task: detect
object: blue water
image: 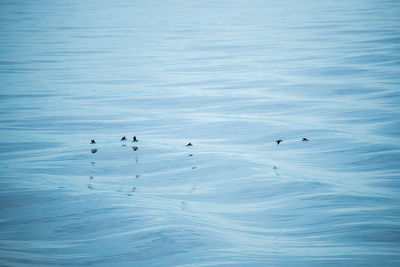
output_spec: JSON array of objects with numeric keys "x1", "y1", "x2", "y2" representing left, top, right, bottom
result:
[{"x1": 1, "y1": 0, "x2": 400, "y2": 266}]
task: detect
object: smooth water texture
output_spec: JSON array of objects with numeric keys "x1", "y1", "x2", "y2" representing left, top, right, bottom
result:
[{"x1": 1, "y1": 0, "x2": 400, "y2": 266}]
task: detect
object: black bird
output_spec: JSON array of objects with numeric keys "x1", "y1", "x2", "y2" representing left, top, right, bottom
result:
[
  {"x1": 121, "y1": 136, "x2": 127, "y2": 141},
  {"x1": 186, "y1": 143, "x2": 193, "y2": 146},
  {"x1": 132, "y1": 136, "x2": 138, "y2": 142},
  {"x1": 276, "y1": 140, "x2": 282, "y2": 145},
  {"x1": 302, "y1": 138, "x2": 309, "y2": 141},
  {"x1": 132, "y1": 146, "x2": 138, "y2": 151},
  {"x1": 91, "y1": 149, "x2": 97, "y2": 153},
  {"x1": 91, "y1": 139, "x2": 96, "y2": 144}
]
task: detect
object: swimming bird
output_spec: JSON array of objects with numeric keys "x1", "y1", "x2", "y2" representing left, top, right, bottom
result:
[
  {"x1": 132, "y1": 146, "x2": 138, "y2": 151},
  {"x1": 91, "y1": 149, "x2": 97, "y2": 153},
  {"x1": 132, "y1": 136, "x2": 138, "y2": 142},
  {"x1": 121, "y1": 136, "x2": 127, "y2": 141},
  {"x1": 186, "y1": 143, "x2": 193, "y2": 146},
  {"x1": 276, "y1": 140, "x2": 282, "y2": 145},
  {"x1": 302, "y1": 138, "x2": 309, "y2": 141},
  {"x1": 91, "y1": 139, "x2": 96, "y2": 144}
]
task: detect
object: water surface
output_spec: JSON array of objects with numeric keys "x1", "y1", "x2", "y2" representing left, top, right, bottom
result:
[{"x1": 1, "y1": 0, "x2": 400, "y2": 266}]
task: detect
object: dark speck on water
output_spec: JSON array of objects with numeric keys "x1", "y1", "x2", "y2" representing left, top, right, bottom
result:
[{"x1": 91, "y1": 149, "x2": 97, "y2": 153}]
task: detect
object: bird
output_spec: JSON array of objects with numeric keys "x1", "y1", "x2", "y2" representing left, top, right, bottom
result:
[
  {"x1": 132, "y1": 146, "x2": 138, "y2": 151},
  {"x1": 302, "y1": 138, "x2": 309, "y2": 141},
  {"x1": 121, "y1": 136, "x2": 127, "y2": 141},
  {"x1": 276, "y1": 140, "x2": 282, "y2": 145},
  {"x1": 186, "y1": 143, "x2": 193, "y2": 146},
  {"x1": 91, "y1": 139, "x2": 96, "y2": 144},
  {"x1": 132, "y1": 136, "x2": 138, "y2": 142},
  {"x1": 91, "y1": 149, "x2": 97, "y2": 153}
]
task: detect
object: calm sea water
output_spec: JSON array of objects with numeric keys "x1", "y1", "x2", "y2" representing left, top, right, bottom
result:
[{"x1": 1, "y1": 0, "x2": 400, "y2": 266}]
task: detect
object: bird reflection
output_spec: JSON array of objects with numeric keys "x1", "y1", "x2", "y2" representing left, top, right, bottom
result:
[
  {"x1": 188, "y1": 185, "x2": 196, "y2": 193},
  {"x1": 181, "y1": 201, "x2": 187, "y2": 210},
  {"x1": 273, "y1": 166, "x2": 280, "y2": 176},
  {"x1": 127, "y1": 187, "x2": 136, "y2": 196}
]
